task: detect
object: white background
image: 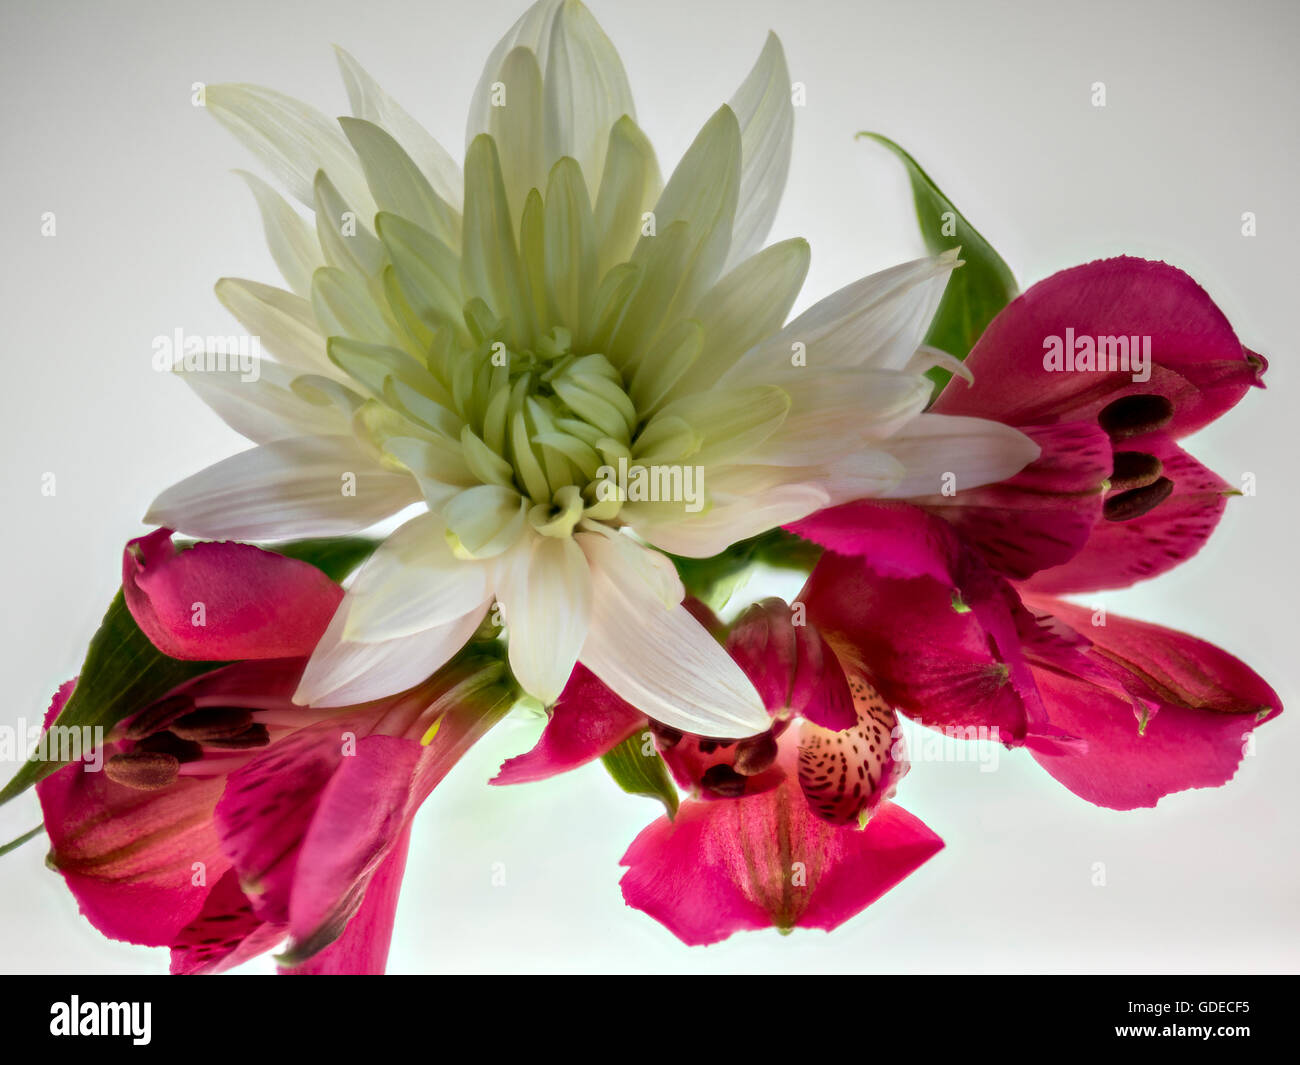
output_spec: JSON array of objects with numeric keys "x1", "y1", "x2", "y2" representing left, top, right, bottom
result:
[{"x1": 0, "y1": 0, "x2": 1296, "y2": 973}]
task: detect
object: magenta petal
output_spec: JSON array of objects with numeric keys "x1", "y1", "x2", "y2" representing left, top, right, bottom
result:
[
  {"x1": 726, "y1": 599, "x2": 854, "y2": 730},
  {"x1": 619, "y1": 776, "x2": 943, "y2": 945},
  {"x1": 38, "y1": 755, "x2": 230, "y2": 947},
  {"x1": 170, "y1": 869, "x2": 286, "y2": 975},
  {"x1": 214, "y1": 718, "x2": 353, "y2": 924},
  {"x1": 1029, "y1": 666, "x2": 1274, "y2": 810},
  {"x1": 935, "y1": 256, "x2": 1264, "y2": 438},
  {"x1": 122, "y1": 528, "x2": 343, "y2": 660},
  {"x1": 914, "y1": 421, "x2": 1110, "y2": 580},
  {"x1": 794, "y1": 503, "x2": 1047, "y2": 742},
  {"x1": 492, "y1": 665, "x2": 645, "y2": 785},
  {"x1": 281, "y1": 734, "x2": 424, "y2": 965},
  {"x1": 1026, "y1": 596, "x2": 1281, "y2": 719},
  {"x1": 1022, "y1": 437, "x2": 1232, "y2": 594},
  {"x1": 282, "y1": 825, "x2": 411, "y2": 976}
]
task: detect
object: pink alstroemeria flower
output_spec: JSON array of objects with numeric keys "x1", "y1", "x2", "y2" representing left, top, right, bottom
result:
[
  {"x1": 493, "y1": 598, "x2": 943, "y2": 945},
  {"x1": 790, "y1": 257, "x2": 1281, "y2": 811},
  {"x1": 36, "y1": 529, "x2": 512, "y2": 974}
]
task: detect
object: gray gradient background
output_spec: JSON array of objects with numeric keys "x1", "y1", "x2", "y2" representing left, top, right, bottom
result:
[{"x1": 0, "y1": 0, "x2": 1296, "y2": 973}]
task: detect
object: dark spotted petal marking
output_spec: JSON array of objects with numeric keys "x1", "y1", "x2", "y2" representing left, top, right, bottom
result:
[{"x1": 797, "y1": 671, "x2": 906, "y2": 826}]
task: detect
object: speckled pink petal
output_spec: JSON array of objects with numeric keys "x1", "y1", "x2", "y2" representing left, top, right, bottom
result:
[
  {"x1": 620, "y1": 773, "x2": 942, "y2": 945},
  {"x1": 170, "y1": 869, "x2": 286, "y2": 975},
  {"x1": 797, "y1": 665, "x2": 907, "y2": 824},
  {"x1": 793, "y1": 502, "x2": 1051, "y2": 745},
  {"x1": 1022, "y1": 437, "x2": 1232, "y2": 594}
]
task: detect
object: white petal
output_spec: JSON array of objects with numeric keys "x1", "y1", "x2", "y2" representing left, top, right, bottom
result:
[
  {"x1": 341, "y1": 512, "x2": 490, "y2": 643},
  {"x1": 656, "y1": 236, "x2": 809, "y2": 405},
  {"x1": 724, "y1": 32, "x2": 794, "y2": 271},
  {"x1": 442, "y1": 484, "x2": 529, "y2": 559},
  {"x1": 311, "y1": 266, "x2": 401, "y2": 348},
  {"x1": 235, "y1": 170, "x2": 324, "y2": 298},
  {"x1": 340, "y1": 117, "x2": 459, "y2": 248},
  {"x1": 626, "y1": 478, "x2": 829, "y2": 559},
  {"x1": 335, "y1": 46, "x2": 464, "y2": 208},
  {"x1": 178, "y1": 358, "x2": 355, "y2": 445},
  {"x1": 467, "y1": 0, "x2": 634, "y2": 202},
  {"x1": 739, "y1": 368, "x2": 932, "y2": 466},
  {"x1": 878, "y1": 413, "x2": 1041, "y2": 498},
  {"x1": 214, "y1": 278, "x2": 335, "y2": 379},
  {"x1": 145, "y1": 435, "x2": 420, "y2": 539},
  {"x1": 467, "y1": 0, "x2": 565, "y2": 149},
  {"x1": 592, "y1": 117, "x2": 662, "y2": 276},
  {"x1": 577, "y1": 531, "x2": 769, "y2": 737},
  {"x1": 541, "y1": 0, "x2": 637, "y2": 199},
  {"x1": 721, "y1": 251, "x2": 959, "y2": 386},
  {"x1": 295, "y1": 593, "x2": 488, "y2": 707},
  {"x1": 205, "y1": 83, "x2": 375, "y2": 219},
  {"x1": 495, "y1": 534, "x2": 591, "y2": 705}
]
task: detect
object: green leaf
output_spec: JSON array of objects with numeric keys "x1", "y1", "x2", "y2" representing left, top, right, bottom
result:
[
  {"x1": 601, "y1": 733, "x2": 680, "y2": 818},
  {"x1": 858, "y1": 132, "x2": 1018, "y2": 392},
  {"x1": 669, "y1": 528, "x2": 822, "y2": 612},
  {"x1": 0, "y1": 536, "x2": 380, "y2": 808},
  {"x1": 0, "y1": 824, "x2": 44, "y2": 858},
  {"x1": 259, "y1": 536, "x2": 380, "y2": 581},
  {"x1": 0, "y1": 592, "x2": 225, "y2": 806}
]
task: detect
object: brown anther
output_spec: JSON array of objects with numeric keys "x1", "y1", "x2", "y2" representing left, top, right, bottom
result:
[
  {"x1": 202, "y1": 724, "x2": 271, "y2": 750},
  {"x1": 1108, "y1": 451, "x2": 1163, "y2": 493},
  {"x1": 648, "y1": 721, "x2": 682, "y2": 751},
  {"x1": 733, "y1": 731, "x2": 779, "y2": 776},
  {"x1": 1097, "y1": 394, "x2": 1174, "y2": 440},
  {"x1": 700, "y1": 764, "x2": 747, "y2": 798},
  {"x1": 169, "y1": 707, "x2": 255, "y2": 742},
  {"x1": 1103, "y1": 477, "x2": 1175, "y2": 521},
  {"x1": 134, "y1": 732, "x2": 204, "y2": 763},
  {"x1": 125, "y1": 695, "x2": 196, "y2": 740},
  {"x1": 104, "y1": 752, "x2": 180, "y2": 790}
]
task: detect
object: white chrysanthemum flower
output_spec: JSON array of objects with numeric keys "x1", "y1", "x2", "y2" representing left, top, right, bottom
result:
[{"x1": 146, "y1": 0, "x2": 1036, "y2": 737}]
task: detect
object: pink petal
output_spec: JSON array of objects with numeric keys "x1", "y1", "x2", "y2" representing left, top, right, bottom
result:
[
  {"x1": 797, "y1": 668, "x2": 907, "y2": 824},
  {"x1": 1028, "y1": 666, "x2": 1276, "y2": 810},
  {"x1": 1025, "y1": 595, "x2": 1281, "y2": 718},
  {"x1": 38, "y1": 742, "x2": 230, "y2": 946},
  {"x1": 491, "y1": 665, "x2": 646, "y2": 786},
  {"x1": 170, "y1": 869, "x2": 286, "y2": 974},
  {"x1": 792, "y1": 503, "x2": 1049, "y2": 744},
  {"x1": 1022, "y1": 437, "x2": 1232, "y2": 594},
  {"x1": 619, "y1": 774, "x2": 943, "y2": 945},
  {"x1": 281, "y1": 825, "x2": 411, "y2": 976},
  {"x1": 913, "y1": 421, "x2": 1110, "y2": 580},
  {"x1": 214, "y1": 717, "x2": 356, "y2": 924},
  {"x1": 122, "y1": 528, "x2": 343, "y2": 660},
  {"x1": 280, "y1": 735, "x2": 423, "y2": 965},
  {"x1": 934, "y1": 256, "x2": 1265, "y2": 438},
  {"x1": 726, "y1": 599, "x2": 855, "y2": 731}
]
